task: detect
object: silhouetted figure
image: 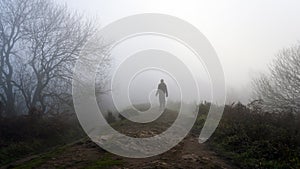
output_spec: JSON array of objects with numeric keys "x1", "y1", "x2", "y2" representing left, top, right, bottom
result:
[
  {"x1": 106, "y1": 111, "x2": 116, "y2": 123},
  {"x1": 156, "y1": 79, "x2": 168, "y2": 110}
]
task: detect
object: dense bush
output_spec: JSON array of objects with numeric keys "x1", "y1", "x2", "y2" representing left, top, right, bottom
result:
[
  {"x1": 0, "y1": 114, "x2": 85, "y2": 166},
  {"x1": 196, "y1": 102, "x2": 300, "y2": 169}
]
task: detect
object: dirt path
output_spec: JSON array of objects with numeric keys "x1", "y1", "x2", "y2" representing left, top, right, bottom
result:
[
  {"x1": 4, "y1": 110, "x2": 236, "y2": 169},
  {"x1": 120, "y1": 134, "x2": 236, "y2": 169}
]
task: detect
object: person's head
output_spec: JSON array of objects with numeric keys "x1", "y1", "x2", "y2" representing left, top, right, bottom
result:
[{"x1": 160, "y1": 79, "x2": 164, "y2": 83}]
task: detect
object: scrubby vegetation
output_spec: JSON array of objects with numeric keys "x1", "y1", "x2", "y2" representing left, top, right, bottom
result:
[
  {"x1": 2, "y1": 102, "x2": 300, "y2": 169},
  {"x1": 194, "y1": 102, "x2": 300, "y2": 169},
  {"x1": 0, "y1": 114, "x2": 85, "y2": 166}
]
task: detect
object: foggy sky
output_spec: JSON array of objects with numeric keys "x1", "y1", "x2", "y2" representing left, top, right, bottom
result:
[{"x1": 59, "y1": 0, "x2": 300, "y2": 103}]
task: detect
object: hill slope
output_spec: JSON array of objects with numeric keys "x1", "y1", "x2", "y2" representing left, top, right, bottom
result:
[{"x1": 3, "y1": 110, "x2": 236, "y2": 169}]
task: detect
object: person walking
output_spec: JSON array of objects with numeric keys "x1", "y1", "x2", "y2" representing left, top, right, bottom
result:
[{"x1": 155, "y1": 79, "x2": 168, "y2": 110}]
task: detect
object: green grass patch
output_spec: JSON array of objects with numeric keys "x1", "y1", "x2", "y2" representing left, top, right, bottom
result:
[
  {"x1": 12, "y1": 145, "x2": 68, "y2": 169},
  {"x1": 86, "y1": 156, "x2": 123, "y2": 169}
]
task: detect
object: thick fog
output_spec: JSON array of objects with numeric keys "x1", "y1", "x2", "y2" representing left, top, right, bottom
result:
[
  {"x1": 96, "y1": 35, "x2": 213, "y2": 112},
  {"x1": 59, "y1": 0, "x2": 300, "y2": 109}
]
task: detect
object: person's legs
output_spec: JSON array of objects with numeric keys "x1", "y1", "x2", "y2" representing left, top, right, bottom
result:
[
  {"x1": 159, "y1": 98, "x2": 163, "y2": 109},
  {"x1": 162, "y1": 99, "x2": 166, "y2": 110},
  {"x1": 159, "y1": 95, "x2": 166, "y2": 110}
]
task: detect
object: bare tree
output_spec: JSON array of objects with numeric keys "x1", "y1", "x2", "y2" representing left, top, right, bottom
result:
[
  {"x1": 0, "y1": 0, "x2": 109, "y2": 116},
  {"x1": 252, "y1": 43, "x2": 300, "y2": 114},
  {"x1": 0, "y1": 0, "x2": 35, "y2": 116}
]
